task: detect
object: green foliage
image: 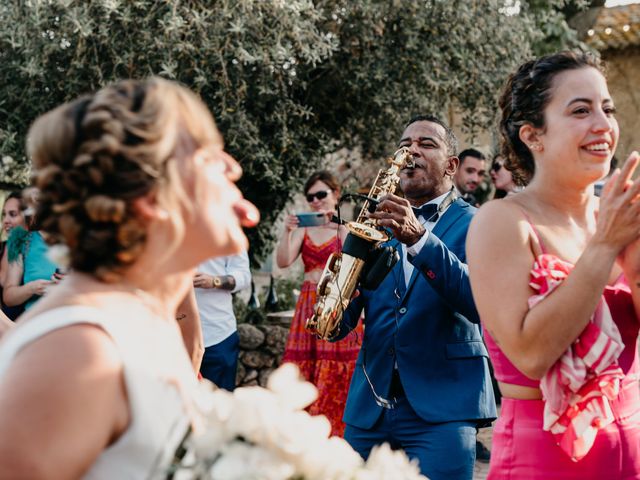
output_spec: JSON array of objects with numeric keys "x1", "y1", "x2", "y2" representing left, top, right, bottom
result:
[
  {"x1": 269, "y1": 274, "x2": 302, "y2": 312},
  {"x1": 0, "y1": 0, "x2": 586, "y2": 263},
  {"x1": 526, "y1": 0, "x2": 592, "y2": 55}
]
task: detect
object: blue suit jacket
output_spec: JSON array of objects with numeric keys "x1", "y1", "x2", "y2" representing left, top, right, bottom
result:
[{"x1": 335, "y1": 198, "x2": 496, "y2": 429}]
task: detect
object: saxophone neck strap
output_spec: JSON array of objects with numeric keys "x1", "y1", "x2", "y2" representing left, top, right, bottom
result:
[
  {"x1": 437, "y1": 187, "x2": 458, "y2": 215},
  {"x1": 414, "y1": 188, "x2": 458, "y2": 224}
]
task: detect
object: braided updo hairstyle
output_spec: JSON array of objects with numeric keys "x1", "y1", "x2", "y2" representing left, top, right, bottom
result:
[
  {"x1": 28, "y1": 78, "x2": 220, "y2": 281},
  {"x1": 498, "y1": 51, "x2": 603, "y2": 186}
]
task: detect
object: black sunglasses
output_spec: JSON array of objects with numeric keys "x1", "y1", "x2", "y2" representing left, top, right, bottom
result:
[
  {"x1": 491, "y1": 162, "x2": 503, "y2": 173},
  {"x1": 306, "y1": 190, "x2": 331, "y2": 202}
]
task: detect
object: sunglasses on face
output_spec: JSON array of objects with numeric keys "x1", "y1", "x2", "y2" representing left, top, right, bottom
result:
[
  {"x1": 306, "y1": 190, "x2": 331, "y2": 202},
  {"x1": 491, "y1": 162, "x2": 503, "y2": 173}
]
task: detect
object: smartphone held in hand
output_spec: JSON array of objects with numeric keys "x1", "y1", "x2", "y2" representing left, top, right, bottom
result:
[{"x1": 295, "y1": 212, "x2": 328, "y2": 227}]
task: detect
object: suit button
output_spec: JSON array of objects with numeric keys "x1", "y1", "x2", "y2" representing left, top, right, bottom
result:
[
  {"x1": 399, "y1": 307, "x2": 407, "y2": 314},
  {"x1": 388, "y1": 347, "x2": 395, "y2": 355}
]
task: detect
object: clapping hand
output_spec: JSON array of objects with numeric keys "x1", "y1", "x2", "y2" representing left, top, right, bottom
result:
[
  {"x1": 612, "y1": 152, "x2": 640, "y2": 278},
  {"x1": 597, "y1": 151, "x2": 640, "y2": 257}
]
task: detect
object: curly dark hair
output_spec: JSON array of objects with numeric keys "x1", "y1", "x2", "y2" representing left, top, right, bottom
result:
[
  {"x1": 28, "y1": 78, "x2": 219, "y2": 281},
  {"x1": 498, "y1": 51, "x2": 604, "y2": 186}
]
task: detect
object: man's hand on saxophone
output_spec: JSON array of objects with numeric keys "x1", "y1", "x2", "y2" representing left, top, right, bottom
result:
[{"x1": 367, "y1": 193, "x2": 426, "y2": 247}]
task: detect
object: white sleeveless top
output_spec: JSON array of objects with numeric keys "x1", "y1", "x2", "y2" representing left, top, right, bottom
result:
[{"x1": 0, "y1": 304, "x2": 199, "y2": 479}]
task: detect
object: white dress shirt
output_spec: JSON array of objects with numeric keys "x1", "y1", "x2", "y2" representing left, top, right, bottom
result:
[
  {"x1": 194, "y1": 252, "x2": 251, "y2": 347},
  {"x1": 401, "y1": 191, "x2": 453, "y2": 287}
]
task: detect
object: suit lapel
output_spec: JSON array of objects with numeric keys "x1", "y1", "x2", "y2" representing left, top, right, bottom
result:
[
  {"x1": 401, "y1": 200, "x2": 465, "y2": 303},
  {"x1": 432, "y1": 198, "x2": 464, "y2": 239}
]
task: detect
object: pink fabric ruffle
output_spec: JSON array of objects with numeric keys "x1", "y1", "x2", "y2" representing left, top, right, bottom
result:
[{"x1": 528, "y1": 254, "x2": 625, "y2": 462}]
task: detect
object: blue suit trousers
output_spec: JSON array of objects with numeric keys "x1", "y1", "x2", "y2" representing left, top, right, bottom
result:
[{"x1": 344, "y1": 393, "x2": 476, "y2": 480}]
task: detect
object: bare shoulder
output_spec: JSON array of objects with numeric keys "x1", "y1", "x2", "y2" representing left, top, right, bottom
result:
[
  {"x1": 1, "y1": 322, "x2": 126, "y2": 416},
  {"x1": 24, "y1": 322, "x2": 121, "y2": 369},
  {"x1": 0, "y1": 322, "x2": 128, "y2": 475},
  {"x1": 469, "y1": 197, "x2": 527, "y2": 240},
  {"x1": 466, "y1": 196, "x2": 537, "y2": 277}
]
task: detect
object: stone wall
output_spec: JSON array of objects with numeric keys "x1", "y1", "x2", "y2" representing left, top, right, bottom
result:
[{"x1": 236, "y1": 319, "x2": 291, "y2": 387}]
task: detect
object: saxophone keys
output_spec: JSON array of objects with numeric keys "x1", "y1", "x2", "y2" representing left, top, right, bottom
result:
[
  {"x1": 317, "y1": 275, "x2": 332, "y2": 297},
  {"x1": 326, "y1": 253, "x2": 341, "y2": 273},
  {"x1": 305, "y1": 314, "x2": 318, "y2": 331}
]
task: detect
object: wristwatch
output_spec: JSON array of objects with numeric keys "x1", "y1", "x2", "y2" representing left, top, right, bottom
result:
[{"x1": 212, "y1": 276, "x2": 223, "y2": 288}]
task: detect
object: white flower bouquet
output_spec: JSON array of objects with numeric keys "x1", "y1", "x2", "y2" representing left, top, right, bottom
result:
[{"x1": 170, "y1": 363, "x2": 427, "y2": 480}]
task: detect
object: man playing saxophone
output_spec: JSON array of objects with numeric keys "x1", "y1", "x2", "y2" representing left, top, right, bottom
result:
[{"x1": 331, "y1": 114, "x2": 496, "y2": 480}]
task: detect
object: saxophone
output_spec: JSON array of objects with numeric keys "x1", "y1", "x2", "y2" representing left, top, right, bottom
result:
[{"x1": 305, "y1": 147, "x2": 414, "y2": 340}]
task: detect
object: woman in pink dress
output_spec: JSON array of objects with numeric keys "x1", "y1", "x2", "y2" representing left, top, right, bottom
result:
[
  {"x1": 277, "y1": 170, "x2": 362, "y2": 437},
  {"x1": 467, "y1": 51, "x2": 640, "y2": 478}
]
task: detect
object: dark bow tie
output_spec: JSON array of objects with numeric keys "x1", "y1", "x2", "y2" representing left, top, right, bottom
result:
[{"x1": 412, "y1": 203, "x2": 439, "y2": 221}]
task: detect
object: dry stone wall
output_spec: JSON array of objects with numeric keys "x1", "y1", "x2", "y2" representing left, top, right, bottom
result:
[{"x1": 236, "y1": 319, "x2": 291, "y2": 387}]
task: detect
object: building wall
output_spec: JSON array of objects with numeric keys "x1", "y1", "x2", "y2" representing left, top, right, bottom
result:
[
  {"x1": 603, "y1": 47, "x2": 640, "y2": 160},
  {"x1": 448, "y1": 105, "x2": 496, "y2": 159},
  {"x1": 450, "y1": 44, "x2": 640, "y2": 168}
]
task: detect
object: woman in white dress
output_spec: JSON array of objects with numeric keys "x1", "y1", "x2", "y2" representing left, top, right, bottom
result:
[{"x1": 0, "y1": 78, "x2": 258, "y2": 478}]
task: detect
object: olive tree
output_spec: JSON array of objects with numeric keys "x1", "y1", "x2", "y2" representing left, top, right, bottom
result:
[{"x1": 0, "y1": 0, "x2": 588, "y2": 262}]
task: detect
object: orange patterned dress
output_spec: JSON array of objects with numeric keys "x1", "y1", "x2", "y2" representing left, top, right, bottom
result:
[{"x1": 282, "y1": 230, "x2": 363, "y2": 437}]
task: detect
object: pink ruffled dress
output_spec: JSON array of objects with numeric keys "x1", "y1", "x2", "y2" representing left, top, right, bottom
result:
[{"x1": 485, "y1": 223, "x2": 640, "y2": 479}]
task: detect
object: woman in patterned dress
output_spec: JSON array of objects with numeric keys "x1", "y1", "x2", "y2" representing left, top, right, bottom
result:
[{"x1": 277, "y1": 170, "x2": 362, "y2": 437}]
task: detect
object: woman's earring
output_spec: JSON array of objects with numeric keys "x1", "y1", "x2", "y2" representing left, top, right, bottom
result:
[{"x1": 156, "y1": 208, "x2": 170, "y2": 221}]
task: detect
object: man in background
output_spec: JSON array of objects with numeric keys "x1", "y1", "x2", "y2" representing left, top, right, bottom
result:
[
  {"x1": 453, "y1": 148, "x2": 487, "y2": 206},
  {"x1": 194, "y1": 251, "x2": 251, "y2": 390}
]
